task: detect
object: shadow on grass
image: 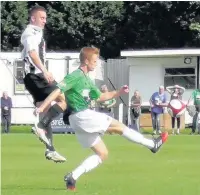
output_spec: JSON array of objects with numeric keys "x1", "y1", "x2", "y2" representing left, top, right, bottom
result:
[{"x1": 1, "y1": 186, "x2": 65, "y2": 191}]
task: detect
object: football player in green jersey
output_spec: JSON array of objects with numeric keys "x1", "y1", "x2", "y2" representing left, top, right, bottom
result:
[{"x1": 35, "y1": 47, "x2": 168, "y2": 191}]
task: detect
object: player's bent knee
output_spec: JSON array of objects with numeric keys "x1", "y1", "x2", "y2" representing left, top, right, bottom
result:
[
  {"x1": 107, "y1": 119, "x2": 126, "y2": 135},
  {"x1": 56, "y1": 94, "x2": 67, "y2": 111},
  {"x1": 92, "y1": 140, "x2": 109, "y2": 161},
  {"x1": 57, "y1": 93, "x2": 65, "y2": 102}
]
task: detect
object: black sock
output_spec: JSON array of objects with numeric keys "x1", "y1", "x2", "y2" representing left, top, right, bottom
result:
[
  {"x1": 46, "y1": 125, "x2": 55, "y2": 151},
  {"x1": 46, "y1": 144, "x2": 55, "y2": 151},
  {"x1": 39, "y1": 104, "x2": 63, "y2": 128}
]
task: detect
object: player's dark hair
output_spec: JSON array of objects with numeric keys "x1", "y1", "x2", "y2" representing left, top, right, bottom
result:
[{"x1": 29, "y1": 5, "x2": 46, "y2": 17}]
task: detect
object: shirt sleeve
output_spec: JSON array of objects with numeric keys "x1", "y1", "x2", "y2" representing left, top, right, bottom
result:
[
  {"x1": 23, "y1": 35, "x2": 39, "y2": 52},
  {"x1": 57, "y1": 73, "x2": 79, "y2": 93}
]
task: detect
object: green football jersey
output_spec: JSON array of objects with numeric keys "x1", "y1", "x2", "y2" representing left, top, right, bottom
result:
[
  {"x1": 57, "y1": 69, "x2": 101, "y2": 112},
  {"x1": 192, "y1": 89, "x2": 200, "y2": 105}
]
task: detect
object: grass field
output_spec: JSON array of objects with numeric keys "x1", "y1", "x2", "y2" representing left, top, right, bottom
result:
[{"x1": 1, "y1": 133, "x2": 200, "y2": 195}]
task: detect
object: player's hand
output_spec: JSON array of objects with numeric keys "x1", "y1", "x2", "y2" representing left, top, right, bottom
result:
[
  {"x1": 43, "y1": 71, "x2": 54, "y2": 83},
  {"x1": 120, "y1": 85, "x2": 129, "y2": 94}
]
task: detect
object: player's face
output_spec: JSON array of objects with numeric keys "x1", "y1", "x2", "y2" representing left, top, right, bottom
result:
[
  {"x1": 86, "y1": 54, "x2": 99, "y2": 71},
  {"x1": 31, "y1": 10, "x2": 47, "y2": 29}
]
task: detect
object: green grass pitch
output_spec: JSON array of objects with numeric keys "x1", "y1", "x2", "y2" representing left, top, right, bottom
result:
[{"x1": 1, "y1": 134, "x2": 200, "y2": 195}]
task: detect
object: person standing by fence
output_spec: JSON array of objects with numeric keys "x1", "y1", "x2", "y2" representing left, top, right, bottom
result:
[
  {"x1": 166, "y1": 85, "x2": 185, "y2": 135},
  {"x1": 149, "y1": 86, "x2": 168, "y2": 135},
  {"x1": 130, "y1": 90, "x2": 142, "y2": 131},
  {"x1": 1, "y1": 91, "x2": 12, "y2": 133},
  {"x1": 188, "y1": 88, "x2": 200, "y2": 135}
]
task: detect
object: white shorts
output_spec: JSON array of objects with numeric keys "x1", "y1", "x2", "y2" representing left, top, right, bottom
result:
[{"x1": 69, "y1": 109, "x2": 113, "y2": 148}]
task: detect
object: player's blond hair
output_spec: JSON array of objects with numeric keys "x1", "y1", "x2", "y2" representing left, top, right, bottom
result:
[{"x1": 79, "y1": 47, "x2": 100, "y2": 64}]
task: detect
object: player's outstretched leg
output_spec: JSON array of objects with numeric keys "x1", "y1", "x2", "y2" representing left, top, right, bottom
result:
[
  {"x1": 64, "y1": 112, "x2": 168, "y2": 191},
  {"x1": 107, "y1": 118, "x2": 168, "y2": 153}
]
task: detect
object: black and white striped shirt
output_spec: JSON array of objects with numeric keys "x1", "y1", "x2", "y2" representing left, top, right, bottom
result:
[{"x1": 21, "y1": 24, "x2": 46, "y2": 74}]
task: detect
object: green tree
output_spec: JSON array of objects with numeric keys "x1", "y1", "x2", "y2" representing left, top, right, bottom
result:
[
  {"x1": 45, "y1": 1, "x2": 124, "y2": 57},
  {"x1": 1, "y1": 1, "x2": 28, "y2": 51},
  {"x1": 121, "y1": 1, "x2": 200, "y2": 50},
  {"x1": 1, "y1": 1, "x2": 200, "y2": 58}
]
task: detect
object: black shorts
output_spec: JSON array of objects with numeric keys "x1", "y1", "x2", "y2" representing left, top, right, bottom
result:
[{"x1": 23, "y1": 73, "x2": 58, "y2": 105}]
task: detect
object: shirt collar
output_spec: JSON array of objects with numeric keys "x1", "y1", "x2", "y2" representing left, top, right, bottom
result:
[{"x1": 27, "y1": 24, "x2": 43, "y2": 32}]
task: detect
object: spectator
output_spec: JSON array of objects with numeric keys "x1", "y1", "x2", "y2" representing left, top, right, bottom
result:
[
  {"x1": 130, "y1": 90, "x2": 142, "y2": 132},
  {"x1": 188, "y1": 88, "x2": 200, "y2": 135},
  {"x1": 166, "y1": 85, "x2": 185, "y2": 135},
  {"x1": 99, "y1": 85, "x2": 116, "y2": 117},
  {"x1": 149, "y1": 86, "x2": 168, "y2": 135},
  {"x1": 1, "y1": 91, "x2": 12, "y2": 133}
]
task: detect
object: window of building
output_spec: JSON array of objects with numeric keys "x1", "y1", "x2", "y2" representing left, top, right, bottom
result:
[
  {"x1": 14, "y1": 60, "x2": 28, "y2": 94},
  {"x1": 164, "y1": 67, "x2": 196, "y2": 89},
  {"x1": 14, "y1": 60, "x2": 49, "y2": 94}
]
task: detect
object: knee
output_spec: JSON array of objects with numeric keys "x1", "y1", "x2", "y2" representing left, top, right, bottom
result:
[
  {"x1": 61, "y1": 101, "x2": 67, "y2": 111},
  {"x1": 107, "y1": 119, "x2": 126, "y2": 135},
  {"x1": 56, "y1": 94, "x2": 67, "y2": 110},
  {"x1": 58, "y1": 93, "x2": 65, "y2": 101},
  {"x1": 98, "y1": 149, "x2": 109, "y2": 161}
]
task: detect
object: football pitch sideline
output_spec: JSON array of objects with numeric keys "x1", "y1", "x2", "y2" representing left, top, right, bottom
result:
[{"x1": 1, "y1": 134, "x2": 200, "y2": 195}]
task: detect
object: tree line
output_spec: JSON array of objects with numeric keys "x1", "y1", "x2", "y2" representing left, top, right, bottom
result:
[{"x1": 1, "y1": 1, "x2": 200, "y2": 59}]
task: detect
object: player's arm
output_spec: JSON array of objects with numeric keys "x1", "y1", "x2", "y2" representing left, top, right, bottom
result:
[
  {"x1": 38, "y1": 88, "x2": 62, "y2": 112},
  {"x1": 98, "y1": 91, "x2": 121, "y2": 102},
  {"x1": 28, "y1": 50, "x2": 48, "y2": 74},
  {"x1": 24, "y1": 35, "x2": 53, "y2": 83},
  {"x1": 97, "y1": 85, "x2": 129, "y2": 102},
  {"x1": 37, "y1": 75, "x2": 74, "y2": 112}
]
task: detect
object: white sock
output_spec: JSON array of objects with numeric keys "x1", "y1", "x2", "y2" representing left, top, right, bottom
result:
[
  {"x1": 122, "y1": 127, "x2": 154, "y2": 149},
  {"x1": 177, "y1": 129, "x2": 180, "y2": 134},
  {"x1": 72, "y1": 155, "x2": 102, "y2": 180}
]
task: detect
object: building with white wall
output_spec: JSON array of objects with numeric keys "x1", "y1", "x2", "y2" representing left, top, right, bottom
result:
[
  {"x1": 120, "y1": 49, "x2": 200, "y2": 125},
  {"x1": 0, "y1": 52, "x2": 104, "y2": 124}
]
